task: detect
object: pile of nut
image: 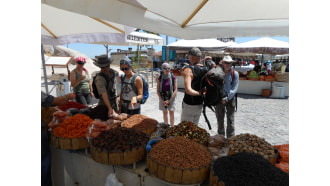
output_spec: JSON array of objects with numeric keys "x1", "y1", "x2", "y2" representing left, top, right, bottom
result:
[
  {"x1": 165, "y1": 120, "x2": 210, "y2": 146},
  {"x1": 149, "y1": 137, "x2": 212, "y2": 169},
  {"x1": 226, "y1": 133, "x2": 276, "y2": 160},
  {"x1": 121, "y1": 114, "x2": 158, "y2": 131},
  {"x1": 91, "y1": 127, "x2": 150, "y2": 152}
]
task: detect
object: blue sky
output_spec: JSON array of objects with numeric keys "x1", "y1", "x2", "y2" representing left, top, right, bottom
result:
[{"x1": 63, "y1": 35, "x2": 289, "y2": 59}]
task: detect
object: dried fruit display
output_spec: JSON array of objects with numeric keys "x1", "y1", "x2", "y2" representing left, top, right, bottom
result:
[
  {"x1": 208, "y1": 134, "x2": 226, "y2": 149},
  {"x1": 58, "y1": 101, "x2": 87, "y2": 111},
  {"x1": 41, "y1": 107, "x2": 58, "y2": 125},
  {"x1": 87, "y1": 120, "x2": 120, "y2": 139},
  {"x1": 91, "y1": 127, "x2": 150, "y2": 152},
  {"x1": 274, "y1": 144, "x2": 289, "y2": 173},
  {"x1": 226, "y1": 133, "x2": 277, "y2": 161},
  {"x1": 121, "y1": 114, "x2": 158, "y2": 134},
  {"x1": 165, "y1": 121, "x2": 210, "y2": 146},
  {"x1": 52, "y1": 114, "x2": 93, "y2": 138},
  {"x1": 211, "y1": 152, "x2": 289, "y2": 186},
  {"x1": 149, "y1": 137, "x2": 212, "y2": 169},
  {"x1": 112, "y1": 113, "x2": 129, "y2": 121}
]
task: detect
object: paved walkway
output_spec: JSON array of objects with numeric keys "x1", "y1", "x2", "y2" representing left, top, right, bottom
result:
[{"x1": 142, "y1": 87, "x2": 289, "y2": 146}]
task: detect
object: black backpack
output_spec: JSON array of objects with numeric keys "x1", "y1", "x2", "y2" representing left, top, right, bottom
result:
[
  {"x1": 92, "y1": 72, "x2": 112, "y2": 99},
  {"x1": 200, "y1": 66, "x2": 238, "y2": 130},
  {"x1": 200, "y1": 66, "x2": 226, "y2": 130},
  {"x1": 201, "y1": 66, "x2": 226, "y2": 108}
]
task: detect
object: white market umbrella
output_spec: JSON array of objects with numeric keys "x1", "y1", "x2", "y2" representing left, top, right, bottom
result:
[
  {"x1": 167, "y1": 39, "x2": 227, "y2": 51},
  {"x1": 41, "y1": 0, "x2": 289, "y2": 40},
  {"x1": 225, "y1": 37, "x2": 289, "y2": 56},
  {"x1": 41, "y1": 4, "x2": 137, "y2": 93},
  {"x1": 41, "y1": 4, "x2": 136, "y2": 45}
]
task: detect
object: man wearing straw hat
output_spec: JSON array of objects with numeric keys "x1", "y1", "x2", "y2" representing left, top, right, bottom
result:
[{"x1": 216, "y1": 55, "x2": 239, "y2": 138}]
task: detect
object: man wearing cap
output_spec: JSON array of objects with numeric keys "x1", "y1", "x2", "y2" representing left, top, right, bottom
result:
[
  {"x1": 180, "y1": 47, "x2": 208, "y2": 125},
  {"x1": 93, "y1": 55, "x2": 119, "y2": 117},
  {"x1": 215, "y1": 55, "x2": 239, "y2": 138}
]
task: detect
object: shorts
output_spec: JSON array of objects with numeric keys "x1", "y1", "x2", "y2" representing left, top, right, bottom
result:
[
  {"x1": 159, "y1": 97, "x2": 176, "y2": 111},
  {"x1": 180, "y1": 101, "x2": 203, "y2": 125},
  {"x1": 75, "y1": 92, "x2": 91, "y2": 105}
]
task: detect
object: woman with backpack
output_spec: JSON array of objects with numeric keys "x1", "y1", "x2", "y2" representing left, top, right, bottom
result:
[
  {"x1": 119, "y1": 56, "x2": 144, "y2": 115},
  {"x1": 70, "y1": 56, "x2": 93, "y2": 106},
  {"x1": 157, "y1": 63, "x2": 178, "y2": 127}
]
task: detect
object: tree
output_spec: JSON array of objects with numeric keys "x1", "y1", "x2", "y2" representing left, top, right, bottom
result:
[{"x1": 103, "y1": 45, "x2": 112, "y2": 57}]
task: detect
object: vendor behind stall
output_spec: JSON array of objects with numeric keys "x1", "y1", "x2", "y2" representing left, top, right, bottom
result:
[{"x1": 41, "y1": 91, "x2": 74, "y2": 186}]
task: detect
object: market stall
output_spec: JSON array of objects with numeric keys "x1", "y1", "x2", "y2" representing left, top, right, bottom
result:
[
  {"x1": 225, "y1": 37, "x2": 289, "y2": 98},
  {"x1": 42, "y1": 103, "x2": 289, "y2": 186},
  {"x1": 177, "y1": 75, "x2": 289, "y2": 97}
]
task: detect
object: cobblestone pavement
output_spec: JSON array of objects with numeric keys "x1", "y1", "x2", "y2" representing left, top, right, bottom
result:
[{"x1": 142, "y1": 87, "x2": 289, "y2": 145}]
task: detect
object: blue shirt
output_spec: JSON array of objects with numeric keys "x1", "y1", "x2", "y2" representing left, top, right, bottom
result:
[{"x1": 223, "y1": 69, "x2": 239, "y2": 102}]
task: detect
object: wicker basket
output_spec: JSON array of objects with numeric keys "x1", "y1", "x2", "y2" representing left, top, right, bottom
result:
[
  {"x1": 262, "y1": 89, "x2": 272, "y2": 98},
  {"x1": 147, "y1": 154, "x2": 210, "y2": 185},
  {"x1": 275, "y1": 72, "x2": 289, "y2": 82},
  {"x1": 51, "y1": 134, "x2": 89, "y2": 150},
  {"x1": 90, "y1": 145, "x2": 145, "y2": 165}
]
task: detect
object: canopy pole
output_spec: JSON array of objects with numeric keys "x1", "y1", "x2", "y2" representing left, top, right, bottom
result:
[
  {"x1": 137, "y1": 44, "x2": 140, "y2": 74},
  {"x1": 166, "y1": 36, "x2": 169, "y2": 62},
  {"x1": 166, "y1": 46, "x2": 169, "y2": 62},
  {"x1": 151, "y1": 45, "x2": 154, "y2": 87},
  {"x1": 41, "y1": 44, "x2": 49, "y2": 94}
]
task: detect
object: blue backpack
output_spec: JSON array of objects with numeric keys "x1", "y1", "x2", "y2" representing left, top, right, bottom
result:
[{"x1": 121, "y1": 74, "x2": 149, "y2": 104}]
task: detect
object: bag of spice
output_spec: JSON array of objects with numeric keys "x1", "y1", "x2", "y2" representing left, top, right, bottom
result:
[{"x1": 208, "y1": 134, "x2": 226, "y2": 148}]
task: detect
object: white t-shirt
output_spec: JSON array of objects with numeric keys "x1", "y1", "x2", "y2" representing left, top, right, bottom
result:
[{"x1": 122, "y1": 75, "x2": 140, "y2": 109}]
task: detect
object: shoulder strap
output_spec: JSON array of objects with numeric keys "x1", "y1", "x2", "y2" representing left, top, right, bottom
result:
[
  {"x1": 131, "y1": 74, "x2": 139, "y2": 94},
  {"x1": 120, "y1": 74, "x2": 125, "y2": 90},
  {"x1": 170, "y1": 72, "x2": 175, "y2": 90},
  {"x1": 159, "y1": 72, "x2": 163, "y2": 93},
  {"x1": 231, "y1": 69, "x2": 238, "y2": 111}
]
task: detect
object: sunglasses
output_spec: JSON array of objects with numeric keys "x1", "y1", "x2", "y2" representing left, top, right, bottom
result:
[
  {"x1": 77, "y1": 61, "x2": 85, "y2": 65},
  {"x1": 224, "y1": 62, "x2": 232, "y2": 65},
  {"x1": 121, "y1": 67, "x2": 129, "y2": 71},
  {"x1": 163, "y1": 68, "x2": 170, "y2": 70}
]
